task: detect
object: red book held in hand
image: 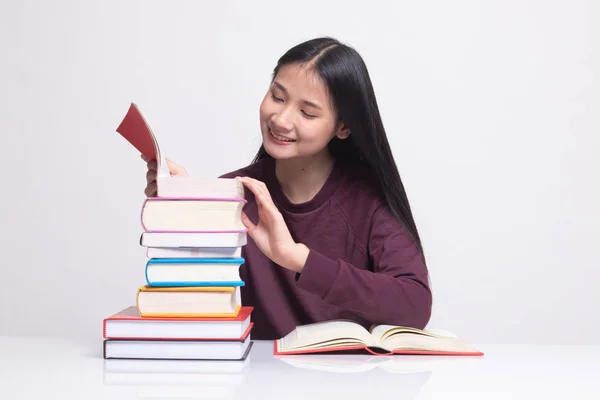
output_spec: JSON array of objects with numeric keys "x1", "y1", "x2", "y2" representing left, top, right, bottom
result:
[{"x1": 115, "y1": 102, "x2": 244, "y2": 199}]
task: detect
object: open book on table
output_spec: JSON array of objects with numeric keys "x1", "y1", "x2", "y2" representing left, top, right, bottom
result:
[
  {"x1": 115, "y1": 102, "x2": 244, "y2": 198},
  {"x1": 274, "y1": 320, "x2": 483, "y2": 356}
]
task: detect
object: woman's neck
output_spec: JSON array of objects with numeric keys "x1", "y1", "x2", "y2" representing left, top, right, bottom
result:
[{"x1": 274, "y1": 152, "x2": 335, "y2": 204}]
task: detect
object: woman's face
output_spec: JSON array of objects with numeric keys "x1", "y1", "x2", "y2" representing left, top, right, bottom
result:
[{"x1": 259, "y1": 63, "x2": 349, "y2": 160}]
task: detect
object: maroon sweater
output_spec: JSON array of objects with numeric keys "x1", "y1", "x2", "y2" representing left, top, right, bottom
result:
[{"x1": 220, "y1": 157, "x2": 432, "y2": 340}]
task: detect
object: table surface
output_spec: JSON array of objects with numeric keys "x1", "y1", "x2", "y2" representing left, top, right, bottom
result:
[{"x1": 0, "y1": 336, "x2": 599, "y2": 400}]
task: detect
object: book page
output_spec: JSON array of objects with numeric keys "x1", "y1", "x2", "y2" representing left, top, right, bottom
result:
[
  {"x1": 135, "y1": 104, "x2": 170, "y2": 178},
  {"x1": 370, "y1": 325, "x2": 421, "y2": 344},
  {"x1": 149, "y1": 126, "x2": 170, "y2": 178},
  {"x1": 280, "y1": 320, "x2": 373, "y2": 351},
  {"x1": 381, "y1": 333, "x2": 480, "y2": 354},
  {"x1": 370, "y1": 325, "x2": 459, "y2": 344}
]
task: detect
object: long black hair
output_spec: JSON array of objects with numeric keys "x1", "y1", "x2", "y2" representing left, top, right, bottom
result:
[{"x1": 253, "y1": 37, "x2": 424, "y2": 255}]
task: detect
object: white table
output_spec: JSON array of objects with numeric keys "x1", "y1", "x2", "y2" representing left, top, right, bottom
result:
[{"x1": 0, "y1": 336, "x2": 599, "y2": 399}]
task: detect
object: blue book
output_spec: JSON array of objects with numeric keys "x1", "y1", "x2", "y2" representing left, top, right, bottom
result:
[{"x1": 145, "y1": 257, "x2": 245, "y2": 287}]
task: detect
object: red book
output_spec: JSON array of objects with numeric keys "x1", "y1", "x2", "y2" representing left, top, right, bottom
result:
[
  {"x1": 115, "y1": 102, "x2": 244, "y2": 199},
  {"x1": 115, "y1": 103, "x2": 159, "y2": 163},
  {"x1": 104, "y1": 306, "x2": 253, "y2": 340}
]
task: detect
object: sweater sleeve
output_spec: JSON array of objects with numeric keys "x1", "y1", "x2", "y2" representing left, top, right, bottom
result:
[{"x1": 295, "y1": 204, "x2": 432, "y2": 329}]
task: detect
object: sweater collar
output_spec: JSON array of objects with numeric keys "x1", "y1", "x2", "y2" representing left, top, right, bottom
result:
[{"x1": 264, "y1": 157, "x2": 344, "y2": 213}]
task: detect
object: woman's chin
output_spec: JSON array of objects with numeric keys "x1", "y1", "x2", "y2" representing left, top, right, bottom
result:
[
  {"x1": 264, "y1": 146, "x2": 292, "y2": 160},
  {"x1": 263, "y1": 137, "x2": 296, "y2": 159}
]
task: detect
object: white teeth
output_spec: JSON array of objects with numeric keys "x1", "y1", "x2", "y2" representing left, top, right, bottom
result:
[{"x1": 270, "y1": 129, "x2": 295, "y2": 142}]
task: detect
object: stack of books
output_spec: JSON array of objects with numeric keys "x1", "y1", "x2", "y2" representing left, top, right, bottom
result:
[{"x1": 102, "y1": 103, "x2": 253, "y2": 361}]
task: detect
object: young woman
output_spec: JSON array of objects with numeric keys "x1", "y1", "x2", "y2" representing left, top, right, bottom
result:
[{"x1": 143, "y1": 37, "x2": 432, "y2": 340}]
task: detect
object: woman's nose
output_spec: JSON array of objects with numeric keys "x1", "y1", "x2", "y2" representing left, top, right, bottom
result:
[{"x1": 272, "y1": 109, "x2": 294, "y2": 132}]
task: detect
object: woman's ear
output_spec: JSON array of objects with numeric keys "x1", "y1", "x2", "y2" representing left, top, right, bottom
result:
[{"x1": 335, "y1": 123, "x2": 351, "y2": 140}]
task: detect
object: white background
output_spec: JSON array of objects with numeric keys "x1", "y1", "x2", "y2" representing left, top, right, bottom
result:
[{"x1": 1, "y1": 0, "x2": 598, "y2": 345}]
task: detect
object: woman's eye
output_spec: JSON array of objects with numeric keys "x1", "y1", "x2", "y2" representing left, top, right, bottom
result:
[
  {"x1": 271, "y1": 93, "x2": 283, "y2": 102},
  {"x1": 301, "y1": 110, "x2": 316, "y2": 119}
]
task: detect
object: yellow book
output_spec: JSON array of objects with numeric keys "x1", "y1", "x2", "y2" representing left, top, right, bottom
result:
[{"x1": 135, "y1": 285, "x2": 241, "y2": 318}]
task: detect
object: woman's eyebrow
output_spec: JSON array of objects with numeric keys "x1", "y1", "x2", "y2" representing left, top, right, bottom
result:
[
  {"x1": 273, "y1": 81, "x2": 323, "y2": 111},
  {"x1": 273, "y1": 81, "x2": 288, "y2": 93}
]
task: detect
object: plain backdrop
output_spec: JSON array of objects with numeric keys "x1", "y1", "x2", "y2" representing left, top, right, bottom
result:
[{"x1": 0, "y1": 0, "x2": 598, "y2": 345}]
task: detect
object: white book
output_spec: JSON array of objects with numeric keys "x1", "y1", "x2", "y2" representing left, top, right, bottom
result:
[
  {"x1": 146, "y1": 246, "x2": 242, "y2": 259},
  {"x1": 140, "y1": 231, "x2": 247, "y2": 248},
  {"x1": 103, "y1": 336, "x2": 253, "y2": 360}
]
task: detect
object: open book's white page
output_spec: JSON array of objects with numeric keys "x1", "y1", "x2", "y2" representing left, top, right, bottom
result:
[
  {"x1": 287, "y1": 321, "x2": 373, "y2": 349},
  {"x1": 152, "y1": 133, "x2": 170, "y2": 178},
  {"x1": 370, "y1": 325, "x2": 459, "y2": 344}
]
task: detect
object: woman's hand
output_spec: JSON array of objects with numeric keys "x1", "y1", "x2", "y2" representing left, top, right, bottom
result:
[
  {"x1": 238, "y1": 177, "x2": 309, "y2": 273},
  {"x1": 142, "y1": 154, "x2": 188, "y2": 197}
]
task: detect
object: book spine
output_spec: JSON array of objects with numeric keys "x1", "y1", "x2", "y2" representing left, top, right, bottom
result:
[
  {"x1": 147, "y1": 257, "x2": 245, "y2": 264},
  {"x1": 147, "y1": 281, "x2": 245, "y2": 287},
  {"x1": 144, "y1": 197, "x2": 248, "y2": 203},
  {"x1": 143, "y1": 229, "x2": 249, "y2": 233}
]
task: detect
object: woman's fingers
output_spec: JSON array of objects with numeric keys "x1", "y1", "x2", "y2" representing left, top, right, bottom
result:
[
  {"x1": 240, "y1": 177, "x2": 273, "y2": 203},
  {"x1": 146, "y1": 168, "x2": 157, "y2": 184},
  {"x1": 144, "y1": 181, "x2": 157, "y2": 197},
  {"x1": 147, "y1": 158, "x2": 157, "y2": 168},
  {"x1": 240, "y1": 178, "x2": 272, "y2": 208},
  {"x1": 142, "y1": 155, "x2": 157, "y2": 196},
  {"x1": 240, "y1": 178, "x2": 264, "y2": 206},
  {"x1": 241, "y1": 211, "x2": 256, "y2": 232},
  {"x1": 255, "y1": 179, "x2": 272, "y2": 201},
  {"x1": 239, "y1": 177, "x2": 280, "y2": 219},
  {"x1": 165, "y1": 158, "x2": 188, "y2": 177}
]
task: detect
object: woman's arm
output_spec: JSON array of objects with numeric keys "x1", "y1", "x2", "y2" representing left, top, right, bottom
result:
[
  {"x1": 238, "y1": 176, "x2": 432, "y2": 329},
  {"x1": 294, "y1": 204, "x2": 432, "y2": 329}
]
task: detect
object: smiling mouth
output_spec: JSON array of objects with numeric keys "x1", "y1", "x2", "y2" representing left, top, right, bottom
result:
[{"x1": 269, "y1": 128, "x2": 296, "y2": 142}]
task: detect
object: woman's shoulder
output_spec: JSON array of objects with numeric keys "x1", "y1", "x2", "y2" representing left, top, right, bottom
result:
[{"x1": 334, "y1": 161, "x2": 386, "y2": 211}]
